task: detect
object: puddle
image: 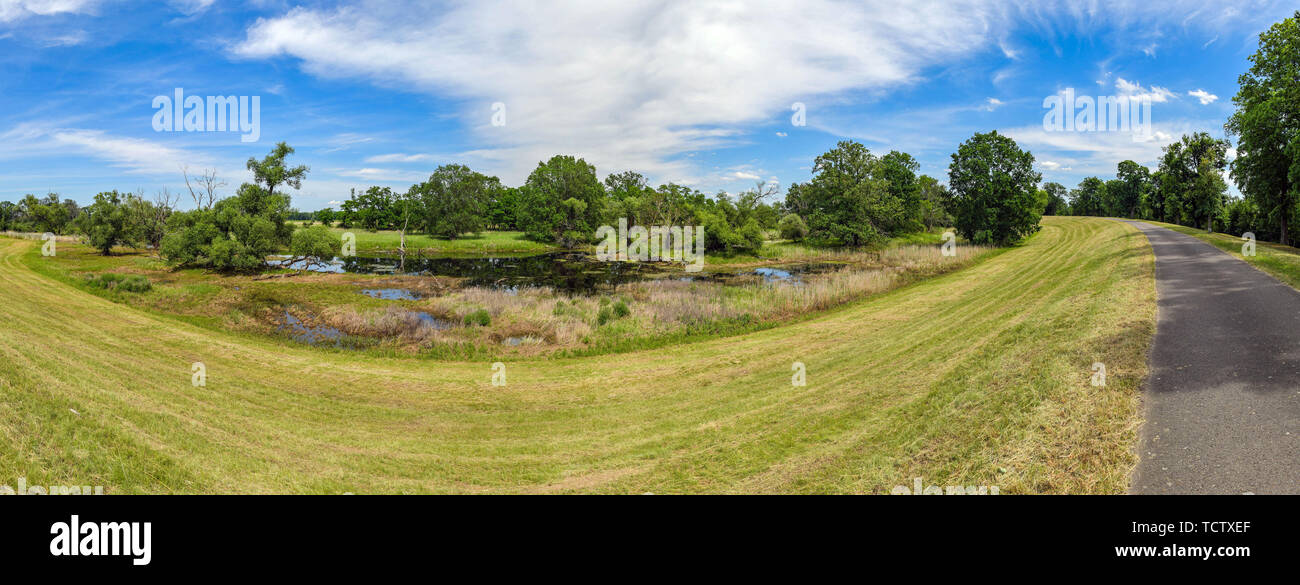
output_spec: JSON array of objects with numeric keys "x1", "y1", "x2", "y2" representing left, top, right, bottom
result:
[
  {"x1": 411, "y1": 311, "x2": 453, "y2": 330},
  {"x1": 361, "y1": 288, "x2": 421, "y2": 300},
  {"x1": 279, "y1": 311, "x2": 344, "y2": 346}
]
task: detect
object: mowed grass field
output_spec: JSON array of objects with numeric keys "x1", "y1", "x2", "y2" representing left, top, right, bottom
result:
[{"x1": 0, "y1": 217, "x2": 1155, "y2": 493}]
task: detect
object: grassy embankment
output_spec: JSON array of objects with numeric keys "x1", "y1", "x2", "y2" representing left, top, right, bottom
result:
[
  {"x1": 0, "y1": 217, "x2": 1155, "y2": 493},
  {"x1": 1138, "y1": 220, "x2": 1300, "y2": 289}
]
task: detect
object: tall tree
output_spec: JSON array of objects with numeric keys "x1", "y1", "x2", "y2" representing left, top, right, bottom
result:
[
  {"x1": 1070, "y1": 177, "x2": 1107, "y2": 217},
  {"x1": 1042, "y1": 182, "x2": 1069, "y2": 216},
  {"x1": 1226, "y1": 11, "x2": 1300, "y2": 244},
  {"x1": 947, "y1": 131, "x2": 1043, "y2": 245},
  {"x1": 1113, "y1": 160, "x2": 1150, "y2": 219},
  {"x1": 802, "y1": 140, "x2": 902, "y2": 246},
  {"x1": 518, "y1": 155, "x2": 606, "y2": 247},
  {"x1": 78, "y1": 191, "x2": 140, "y2": 255},
  {"x1": 412, "y1": 164, "x2": 495, "y2": 239},
  {"x1": 246, "y1": 142, "x2": 309, "y2": 201}
]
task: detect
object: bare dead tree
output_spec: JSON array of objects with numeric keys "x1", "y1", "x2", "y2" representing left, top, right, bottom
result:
[
  {"x1": 146, "y1": 187, "x2": 181, "y2": 250},
  {"x1": 182, "y1": 165, "x2": 225, "y2": 210}
]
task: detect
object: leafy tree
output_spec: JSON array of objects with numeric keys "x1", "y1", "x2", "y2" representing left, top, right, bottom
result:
[
  {"x1": 1112, "y1": 160, "x2": 1150, "y2": 219},
  {"x1": 21, "y1": 194, "x2": 71, "y2": 234},
  {"x1": 315, "y1": 208, "x2": 336, "y2": 227},
  {"x1": 0, "y1": 201, "x2": 17, "y2": 231},
  {"x1": 161, "y1": 143, "x2": 302, "y2": 271},
  {"x1": 412, "y1": 164, "x2": 495, "y2": 239},
  {"x1": 801, "y1": 141, "x2": 903, "y2": 246},
  {"x1": 485, "y1": 187, "x2": 521, "y2": 230},
  {"x1": 77, "y1": 191, "x2": 140, "y2": 255},
  {"x1": 247, "y1": 142, "x2": 308, "y2": 201},
  {"x1": 1070, "y1": 177, "x2": 1107, "y2": 217},
  {"x1": 518, "y1": 155, "x2": 605, "y2": 247},
  {"x1": 342, "y1": 186, "x2": 400, "y2": 231},
  {"x1": 947, "y1": 131, "x2": 1044, "y2": 245},
  {"x1": 778, "y1": 213, "x2": 809, "y2": 240},
  {"x1": 290, "y1": 224, "x2": 342, "y2": 265},
  {"x1": 1158, "y1": 133, "x2": 1230, "y2": 231},
  {"x1": 878, "y1": 150, "x2": 924, "y2": 232},
  {"x1": 1226, "y1": 11, "x2": 1300, "y2": 244},
  {"x1": 917, "y1": 175, "x2": 955, "y2": 228},
  {"x1": 1042, "y1": 182, "x2": 1069, "y2": 215}
]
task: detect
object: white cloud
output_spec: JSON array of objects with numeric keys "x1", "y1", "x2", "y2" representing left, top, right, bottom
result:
[
  {"x1": 730, "y1": 171, "x2": 762, "y2": 181},
  {"x1": 1115, "y1": 78, "x2": 1176, "y2": 103},
  {"x1": 0, "y1": 0, "x2": 95, "y2": 22},
  {"x1": 1188, "y1": 89, "x2": 1219, "y2": 105},
  {"x1": 981, "y1": 97, "x2": 1004, "y2": 111},
  {"x1": 49, "y1": 129, "x2": 209, "y2": 175},
  {"x1": 234, "y1": 0, "x2": 999, "y2": 184},
  {"x1": 774, "y1": 132, "x2": 787, "y2": 138}
]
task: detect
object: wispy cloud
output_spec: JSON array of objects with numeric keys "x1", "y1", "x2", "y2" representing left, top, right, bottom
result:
[{"x1": 0, "y1": 0, "x2": 97, "y2": 22}]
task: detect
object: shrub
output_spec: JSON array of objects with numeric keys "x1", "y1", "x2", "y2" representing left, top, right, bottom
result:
[
  {"x1": 596, "y1": 306, "x2": 613, "y2": 326},
  {"x1": 777, "y1": 213, "x2": 809, "y2": 241},
  {"x1": 84, "y1": 273, "x2": 151, "y2": 292},
  {"x1": 612, "y1": 300, "x2": 630, "y2": 318},
  {"x1": 463, "y1": 309, "x2": 491, "y2": 327}
]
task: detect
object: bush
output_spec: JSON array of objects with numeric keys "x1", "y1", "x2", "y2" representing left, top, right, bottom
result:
[
  {"x1": 596, "y1": 306, "x2": 613, "y2": 326},
  {"x1": 777, "y1": 213, "x2": 809, "y2": 241},
  {"x1": 463, "y1": 309, "x2": 491, "y2": 327},
  {"x1": 290, "y1": 224, "x2": 342, "y2": 262},
  {"x1": 84, "y1": 273, "x2": 151, "y2": 292},
  {"x1": 612, "y1": 300, "x2": 630, "y2": 318}
]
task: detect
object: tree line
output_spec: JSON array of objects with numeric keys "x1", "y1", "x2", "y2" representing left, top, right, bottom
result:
[{"x1": 1053, "y1": 11, "x2": 1300, "y2": 247}]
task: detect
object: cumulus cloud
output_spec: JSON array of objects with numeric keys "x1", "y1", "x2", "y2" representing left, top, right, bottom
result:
[
  {"x1": 1188, "y1": 89, "x2": 1219, "y2": 105},
  {"x1": 234, "y1": 0, "x2": 998, "y2": 184},
  {"x1": 1115, "y1": 78, "x2": 1176, "y2": 103}
]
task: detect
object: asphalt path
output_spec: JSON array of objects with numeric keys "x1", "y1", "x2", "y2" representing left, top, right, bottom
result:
[{"x1": 1123, "y1": 220, "x2": 1300, "y2": 494}]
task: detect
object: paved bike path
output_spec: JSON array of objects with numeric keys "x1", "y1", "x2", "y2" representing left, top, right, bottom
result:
[{"x1": 1124, "y1": 221, "x2": 1300, "y2": 494}]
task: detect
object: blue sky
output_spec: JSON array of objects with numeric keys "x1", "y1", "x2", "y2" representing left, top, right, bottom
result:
[{"x1": 0, "y1": 0, "x2": 1294, "y2": 210}]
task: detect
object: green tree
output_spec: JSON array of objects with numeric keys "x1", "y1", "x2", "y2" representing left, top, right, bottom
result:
[
  {"x1": 290, "y1": 224, "x2": 342, "y2": 264},
  {"x1": 777, "y1": 213, "x2": 809, "y2": 240},
  {"x1": 917, "y1": 175, "x2": 955, "y2": 228},
  {"x1": 518, "y1": 155, "x2": 605, "y2": 247},
  {"x1": 1042, "y1": 182, "x2": 1069, "y2": 216},
  {"x1": 1226, "y1": 11, "x2": 1300, "y2": 244},
  {"x1": 78, "y1": 191, "x2": 140, "y2": 255},
  {"x1": 802, "y1": 141, "x2": 902, "y2": 246},
  {"x1": 161, "y1": 144, "x2": 302, "y2": 271},
  {"x1": 412, "y1": 164, "x2": 494, "y2": 239},
  {"x1": 1112, "y1": 160, "x2": 1150, "y2": 219},
  {"x1": 1158, "y1": 133, "x2": 1230, "y2": 231},
  {"x1": 247, "y1": 142, "x2": 309, "y2": 201},
  {"x1": 947, "y1": 131, "x2": 1043, "y2": 245},
  {"x1": 1070, "y1": 177, "x2": 1106, "y2": 217}
]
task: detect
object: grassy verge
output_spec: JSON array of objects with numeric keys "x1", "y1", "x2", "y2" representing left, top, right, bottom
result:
[
  {"x1": 0, "y1": 217, "x2": 1155, "y2": 493},
  {"x1": 303, "y1": 225, "x2": 558, "y2": 256},
  {"x1": 1137, "y1": 220, "x2": 1300, "y2": 290}
]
